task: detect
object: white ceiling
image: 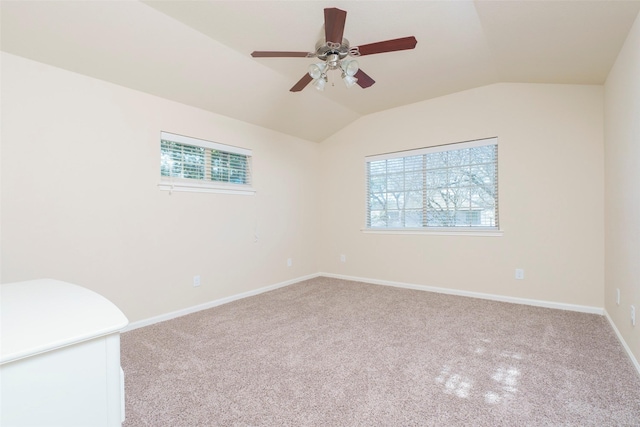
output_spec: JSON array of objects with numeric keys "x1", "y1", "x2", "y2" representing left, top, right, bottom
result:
[{"x1": 2, "y1": 1, "x2": 639, "y2": 142}]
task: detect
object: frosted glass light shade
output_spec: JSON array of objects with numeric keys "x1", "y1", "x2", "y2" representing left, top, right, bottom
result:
[
  {"x1": 342, "y1": 74, "x2": 358, "y2": 88},
  {"x1": 341, "y1": 60, "x2": 359, "y2": 77},
  {"x1": 313, "y1": 77, "x2": 326, "y2": 91},
  {"x1": 308, "y1": 63, "x2": 327, "y2": 80}
]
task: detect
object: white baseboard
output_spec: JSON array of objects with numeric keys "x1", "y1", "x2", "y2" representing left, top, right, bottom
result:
[
  {"x1": 319, "y1": 272, "x2": 604, "y2": 315},
  {"x1": 122, "y1": 272, "x2": 639, "y2": 376},
  {"x1": 125, "y1": 271, "x2": 605, "y2": 333},
  {"x1": 604, "y1": 310, "x2": 640, "y2": 376},
  {"x1": 122, "y1": 273, "x2": 320, "y2": 332}
]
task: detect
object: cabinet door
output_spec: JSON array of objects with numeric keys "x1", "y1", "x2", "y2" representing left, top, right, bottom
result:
[{"x1": 1, "y1": 336, "x2": 121, "y2": 427}]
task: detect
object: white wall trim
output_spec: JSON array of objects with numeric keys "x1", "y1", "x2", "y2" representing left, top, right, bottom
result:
[
  {"x1": 319, "y1": 272, "x2": 604, "y2": 315},
  {"x1": 121, "y1": 272, "x2": 640, "y2": 375},
  {"x1": 158, "y1": 181, "x2": 256, "y2": 195},
  {"x1": 604, "y1": 310, "x2": 640, "y2": 376},
  {"x1": 361, "y1": 228, "x2": 504, "y2": 237},
  {"x1": 125, "y1": 272, "x2": 605, "y2": 333},
  {"x1": 122, "y1": 273, "x2": 320, "y2": 332}
]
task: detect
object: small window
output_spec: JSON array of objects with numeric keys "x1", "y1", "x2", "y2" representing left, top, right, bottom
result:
[
  {"x1": 366, "y1": 137, "x2": 498, "y2": 231},
  {"x1": 159, "y1": 132, "x2": 254, "y2": 195}
]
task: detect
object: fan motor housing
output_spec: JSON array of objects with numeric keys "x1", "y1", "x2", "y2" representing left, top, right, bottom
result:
[{"x1": 315, "y1": 38, "x2": 351, "y2": 68}]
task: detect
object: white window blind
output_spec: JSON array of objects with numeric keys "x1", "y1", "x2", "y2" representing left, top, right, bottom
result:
[
  {"x1": 159, "y1": 131, "x2": 254, "y2": 195},
  {"x1": 366, "y1": 137, "x2": 498, "y2": 230}
]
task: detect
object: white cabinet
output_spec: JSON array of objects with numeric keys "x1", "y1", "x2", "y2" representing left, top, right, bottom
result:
[{"x1": 1, "y1": 279, "x2": 129, "y2": 426}]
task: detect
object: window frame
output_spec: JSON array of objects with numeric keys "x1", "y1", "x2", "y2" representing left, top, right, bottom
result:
[
  {"x1": 158, "y1": 131, "x2": 255, "y2": 195},
  {"x1": 363, "y1": 137, "x2": 502, "y2": 236}
]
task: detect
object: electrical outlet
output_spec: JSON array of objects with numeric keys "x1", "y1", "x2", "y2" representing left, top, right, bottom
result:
[
  {"x1": 515, "y1": 269, "x2": 524, "y2": 280},
  {"x1": 632, "y1": 305, "x2": 636, "y2": 327},
  {"x1": 340, "y1": 254, "x2": 346, "y2": 263},
  {"x1": 616, "y1": 288, "x2": 620, "y2": 306},
  {"x1": 193, "y1": 275, "x2": 201, "y2": 287},
  {"x1": 287, "y1": 258, "x2": 292, "y2": 267}
]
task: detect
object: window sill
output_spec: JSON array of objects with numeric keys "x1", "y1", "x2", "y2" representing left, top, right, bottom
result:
[
  {"x1": 361, "y1": 228, "x2": 503, "y2": 237},
  {"x1": 158, "y1": 181, "x2": 255, "y2": 195}
]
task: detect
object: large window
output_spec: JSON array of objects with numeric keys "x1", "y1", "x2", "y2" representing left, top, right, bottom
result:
[
  {"x1": 159, "y1": 131, "x2": 254, "y2": 195},
  {"x1": 366, "y1": 137, "x2": 498, "y2": 231}
]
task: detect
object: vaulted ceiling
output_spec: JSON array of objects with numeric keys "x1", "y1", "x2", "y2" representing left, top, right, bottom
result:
[{"x1": 2, "y1": 1, "x2": 639, "y2": 142}]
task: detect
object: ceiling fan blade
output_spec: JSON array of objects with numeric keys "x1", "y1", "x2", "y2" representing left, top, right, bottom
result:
[
  {"x1": 355, "y1": 36, "x2": 417, "y2": 56},
  {"x1": 251, "y1": 51, "x2": 310, "y2": 58},
  {"x1": 324, "y1": 8, "x2": 347, "y2": 44},
  {"x1": 290, "y1": 74, "x2": 314, "y2": 92},
  {"x1": 355, "y1": 69, "x2": 375, "y2": 89}
]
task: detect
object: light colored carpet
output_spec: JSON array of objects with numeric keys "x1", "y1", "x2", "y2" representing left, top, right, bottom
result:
[{"x1": 121, "y1": 277, "x2": 640, "y2": 426}]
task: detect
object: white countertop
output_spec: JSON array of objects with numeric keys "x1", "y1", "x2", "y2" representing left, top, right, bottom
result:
[{"x1": 1, "y1": 279, "x2": 129, "y2": 364}]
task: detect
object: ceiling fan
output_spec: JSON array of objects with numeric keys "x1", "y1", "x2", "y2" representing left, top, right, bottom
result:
[{"x1": 251, "y1": 7, "x2": 418, "y2": 92}]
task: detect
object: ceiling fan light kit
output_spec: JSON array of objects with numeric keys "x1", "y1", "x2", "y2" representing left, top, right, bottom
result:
[
  {"x1": 250, "y1": 7, "x2": 417, "y2": 92},
  {"x1": 308, "y1": 51, "x2": 359, "y2": 91}
]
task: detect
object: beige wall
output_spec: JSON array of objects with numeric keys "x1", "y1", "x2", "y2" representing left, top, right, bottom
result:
[
  {"x1": 0, "y1": 53, "x2": 319, "y2": 323},
  {"x1": 0, "y1": 52, "x2": 613, "y2": 330},
  {"x1": 605, "y1": 13, "x2": 640, "y2": 362},
  {"x1": 318, "y1": 83, "x2": 605, "y2": 308}
]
